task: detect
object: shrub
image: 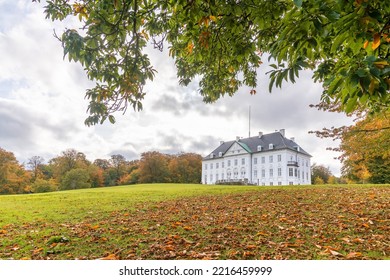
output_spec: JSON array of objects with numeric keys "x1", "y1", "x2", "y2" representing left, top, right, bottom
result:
[
  {"x1": 60, "y1": 168, "x2": 91, "y2": 190},
  {"x1": 31, "y1": 179, "x2": 57, "y2": 193}
]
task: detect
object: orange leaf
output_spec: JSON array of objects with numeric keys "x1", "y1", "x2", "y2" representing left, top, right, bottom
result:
[
  {"x1": 346, "y1": 252, "x2": 362, "y2": 259},
  {"x1": 363, "y1": 40, "x2": 369, "y2": 49},
  {"x1": 372, "y1": 33, "x2": 381, "y2": 50},
  {"x1": 99, "y1": 254, "x2": 117, "y2": 260}
]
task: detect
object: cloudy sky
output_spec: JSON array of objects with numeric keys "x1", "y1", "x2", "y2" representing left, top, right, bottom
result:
[{"x1": 0, "y1": 1, "x2": 353, "y2": 176}]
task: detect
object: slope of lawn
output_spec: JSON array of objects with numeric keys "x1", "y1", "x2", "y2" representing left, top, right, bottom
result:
[{"x1": 0, "y1": 184, "x2": 389, "y2": 260}]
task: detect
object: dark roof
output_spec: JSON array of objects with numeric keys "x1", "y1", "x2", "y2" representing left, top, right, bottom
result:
[{"x1": 203, "y1": 131, "x2": 311, "y2": 160}]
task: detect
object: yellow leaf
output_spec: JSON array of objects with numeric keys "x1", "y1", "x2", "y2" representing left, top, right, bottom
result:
[
  {"x1": 209, "y1": 15, "x2": 217, "y2": 22},
  {"x1": 186, "y1": 43, "x2": 194, "y2": 54},
  {"x1": 363, "y1": 40, "x2": 369, "y2": 49},
  {"x1": 372, "y1": 33, "x2": 381, "y2": 50},
  {"x1": 368, "y1": 79, "x2": 378, "y2": 94}
]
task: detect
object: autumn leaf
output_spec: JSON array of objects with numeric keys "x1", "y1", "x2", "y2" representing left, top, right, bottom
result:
[
  {"x1": 372, "y1": 33, "x2": 381, "y2": 50},
  {"x1": 209, "y1": 15, "x2": 217, "y2": 22},
  {"x1": 346, "y1": 252, "x2": 362, "y2": 259},
  {"x1": 99, "y1": 253, "x2": 118, "y2": 260}
]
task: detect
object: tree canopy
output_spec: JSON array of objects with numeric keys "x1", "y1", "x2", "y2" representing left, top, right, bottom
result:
[{"x1": 36, "y1": 0, "x2": 390, "y2": 124}]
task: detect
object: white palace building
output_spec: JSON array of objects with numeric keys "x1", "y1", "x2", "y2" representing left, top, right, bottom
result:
[{"x1": 201, "y1": 129, "x2": 312, "y2": 186}]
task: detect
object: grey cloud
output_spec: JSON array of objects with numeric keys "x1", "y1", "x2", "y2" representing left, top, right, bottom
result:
[
  {"x1": 109, "y1": 149, "x2": 139, "y2": 161},
  {"x1": 0, "y1": 105, "x2": 35, "y2": 148}
]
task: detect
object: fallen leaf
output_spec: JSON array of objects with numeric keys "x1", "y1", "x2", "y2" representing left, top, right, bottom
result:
[
  {"x1": 346, "y1": 252, "x2": 362, "y2": 259},
  {"x1": 99, "y1": 254, "x2": 117, "y2": 260}
]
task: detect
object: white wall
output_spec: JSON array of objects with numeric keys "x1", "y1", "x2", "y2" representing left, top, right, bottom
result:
[{"x1": 202, "y1": 149, "x2": 311, "y2": 186}]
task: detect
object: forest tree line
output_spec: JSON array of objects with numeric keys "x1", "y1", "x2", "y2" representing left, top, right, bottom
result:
[{"x1": 0, "y1": 148, "x2": 202, "y2": 194}]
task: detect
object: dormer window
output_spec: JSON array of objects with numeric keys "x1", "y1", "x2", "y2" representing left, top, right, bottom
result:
[
  {"x1": 269, "y1": 143, "x2": 274, "y2": 149},
  {"x1": 210, "y1": 153, "x2": 214, "y2": 158},
  {"x1": 257, "y1": 145, "x2": 262, "y2": 151},
  {"x1": 218, "y1": 152, "x2": 223, "y2": 157}
]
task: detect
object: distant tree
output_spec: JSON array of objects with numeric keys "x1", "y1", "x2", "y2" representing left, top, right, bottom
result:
[
  {"x1": 49, "y1": 149, "x2": 90, "y2": 182},
  {"x1": 0, "y1": 148, "x2": 31, "y2": 194},
  {"x1": 311, "y1": 163, "x2": 333, "y2": 184},
  {"x1": 27, "y1": 155, "x2": 45, "y2": 182},
  {"x1": 338, "y1": 112, "x2": 390, "y2": 183},
  {"x1": 93, "y1": 158, "x2": 111, "y2": 170},
  {"x1": 109, "y1": 154, "x2": 127, "y2": 184},
  {"x1": 60, "y1": 168, "x2": 91, "y2": 190},
  {"x1": 87, "y1": 164, "x2": 104, "y2": 187},
  {"x1": 168, "y1": 153, "x2": 202, "y2": 183},
  {"x1": 138, "y1": 151, "x2": 170, "y2": 183}
]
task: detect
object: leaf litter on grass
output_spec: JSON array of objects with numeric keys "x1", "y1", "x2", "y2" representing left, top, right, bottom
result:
[{"x1": 0, "y1": 186, "x2": 389, "y2": 260}]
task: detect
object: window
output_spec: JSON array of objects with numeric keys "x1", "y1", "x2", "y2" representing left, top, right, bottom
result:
[
  {"x1": 216, "y1": 174, "x2": 219, "y2": 181},
  {"x1": 262, "y1": 169, "x2": 265, "y2": 178},
  {"x1": 269, "y1": 143, "x2": 274, "y2": 149},
  {"x1": 289, "y1": 168, "x2": 293, "y2": 177},
  {"x1": 270, "y1": 182, "x2": 274, "y2": 186},
  {"x1": 278, "y1": 155, "x2": 282, "y2": 162},
  {"x1": 254, "y1": 170, "x2": 258, "y2": 177},
  {"x1": 254, "y1": 158, "x2": 257, "y2": 164},
  {"x1": 270, "y1": 168, "x2": 274, "y2": 177},
  {"x1": 261, "y1": 157, "x2": 265, "y2": 164},
  {"x1": 306, "y1": 172, "x2": 309, "y2": 181},
  {"x1": 204, "y1": 175, "x2": 207, "y2": 183},
  {"x1": 222, "y1": 162, "x2": 225, "y2": 168},
  {"x1": 278, "y1": 182, "x2": 282, "y2": 186},
  {"x1": 242, "y1": 158, "x2": 245, "y2": 165},
  {"x1": 294, "y1": 168, "x2": 298, "y2": 177},
  {"x1": 234, "y1": 159, "x2": 238, "y2": 166},
  {"x1": 222, "y1": 173, "x2": 224, "y2": 180},
  {"x1": 289, "y1": 182, "x2": 293, "y2": 185},
  {"x1": 205, "y1": 164, "x2": 208, "y2": 170},
  {"x1": 210, "y1": 163, "x2": 213, "y2": 169},
  {"x1": 278, "y1": 168, "x2": 282, "y2": 177},
  {"x1": 216, "y1": 162, "x2": 219, "y2": 169},
  {"x1": 210, "y1": 174, "x2": 213, "y2": 182},
  {"x1": 228, "y1": 160, "x2": 231, "y2": 167},
  {"x1": 269, "y1": 155, "x2": 273, "y2": 163}
]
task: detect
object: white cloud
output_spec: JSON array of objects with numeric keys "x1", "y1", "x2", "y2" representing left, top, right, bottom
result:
[{"x1": 0, "y1": 1, "x2": 353, "y2": 176}]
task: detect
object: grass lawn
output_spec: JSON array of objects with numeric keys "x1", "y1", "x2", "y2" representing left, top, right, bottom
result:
[{"x1": 0, "y1": 184, "x2": 389, "y2": 260}]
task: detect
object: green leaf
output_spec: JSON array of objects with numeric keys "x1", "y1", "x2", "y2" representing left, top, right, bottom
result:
[
  {"x1": 108, "y1": 115, "x2": 116, "y2": 124},
  {"x1": 293, "y1": 0, "x2": 303, "y2": 8}
]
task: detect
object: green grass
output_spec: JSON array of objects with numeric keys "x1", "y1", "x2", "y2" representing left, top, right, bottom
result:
[
  {"x1": 0, "y1": 183, "x2": 389, "y2": 260},
  {"x1": 0, "y1": 184, "x2": 267, "y2": 226}
]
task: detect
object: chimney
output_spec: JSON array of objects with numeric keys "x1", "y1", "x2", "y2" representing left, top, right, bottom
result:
[
  {"x1": 258, "y1": 131, "x2": 263, "y2": 138},
  {"x1": 279, "y1": 129, "x2": 285, "y2": 137},
  {"x1": 220, "y1": 141, "x2": 224, "y2": 145},
  {"x1": 290, "y1": 137, "x2": 295, "y2": 142},
  {"x1": 236, "y1": 136, "x2": 240, "y2": 141}
]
